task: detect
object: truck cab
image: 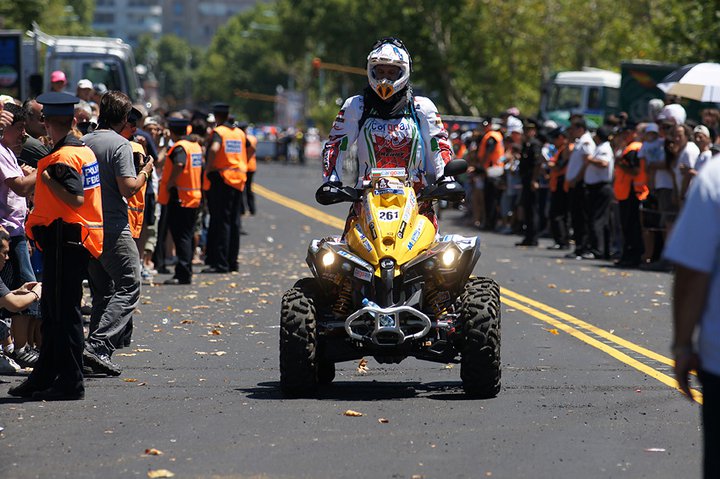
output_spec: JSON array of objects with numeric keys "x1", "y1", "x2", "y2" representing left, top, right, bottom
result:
[
  {"x1": 539, "y1": 68, "x2": 621, "y2": 128},
  {"x1": 44, "y1": 36, "x2": 142, "y2": 102}
]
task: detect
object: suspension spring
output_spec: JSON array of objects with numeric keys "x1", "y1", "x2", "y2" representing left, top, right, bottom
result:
[
  {"x1": 332, "y1": 279, "x2": 353, "y2": 316},
  {"x1": 425, "y1": 284, "x2": 445, "y2": 319}
]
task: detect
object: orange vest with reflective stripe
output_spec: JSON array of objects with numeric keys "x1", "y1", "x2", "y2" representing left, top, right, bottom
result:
[
  {"x1": 614, "y1": 141, "x2": 648, "y2": 201},
  {"x1": 246, "y1": 134, "x2": 257, "y2": 173},
  {"x1": 204, "y1": 124, "x2": 247, "y2": 191},
  {"x1": 127, "y1": 141, "x2": 147, "y2": 238},
  {"x1": 478, "y1": 130, "x2": 505, "y2": 168},
  {"x1": 26, "y1": 142, "x2": 104, "y2": 258},
  {"x1": 159, "y1": 139, "x2": 203, "y2": 208}
]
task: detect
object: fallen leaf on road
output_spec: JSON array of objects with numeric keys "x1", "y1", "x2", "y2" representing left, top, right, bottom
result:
[
  {"x1": 343, "y1": 410, "x2": 364, "y2": 417},
  {"x1": 229, "y1": 283, "x2": 238, "y2": 288},
  {"x1": 544, "y1": 328, "x2": 560, "y2": 335},
  {"x1": 602, "y1": 291, "x2": 619, "y2": 297},
  {"x1": 191, "y1": 305, "x2": 210, "y2": 310},
  {"x1": 411, "y1": 475, "x2": 424, "y2": 479},
  {"x1": 445, "y1": 364, "x2": 454, "y2": 369},
  {"x1": 135, "y1": 348, "x2": 152, "y2": 352},
  {"x1": 244, "y1": 309, "x2": 254, "y2": 314},
  {"x1": 209, "y1": 329, "x2": 222, "y2": 336},
  {"x1": 123, "y1": 378, "x2": 138, "y2": 382},
  {"x1": 209, "y1": 297, "x2": 230, "y2": 302},
  {"x1": 378, "y1": 418, "x2": 389, "y2": 424},
  {"x1": 210, "y1": 351, "x2": 227, "y2": 356},
  {"x1": 357, "y1": 358, "x2": 369, "y2": 374},
  {"x1": 654, "y1": 291, "x2": 666, "y2": 296},
  {"x1": 547, "y1": 283, "x2": 557, "y2": 289},
  {"x1": 147, "y1": 470, "x2": 174, "y2": 478},
  {"x1": 559, "y1": 289, "x2": 572, "y2": 294},
  {"x1": 116, "y1": 353, "x2": 137, "y2": 357},
  {"x1": 180, "y1": 319, "x2": 196, "y2": 324},
  {"x1": 496, "y1": 258, "x2": 511, "y2": 263},
  {"x1": 644, "y1": 448, "x2": 666, "y2": 452},
  {"x1": 195, "y1": 351, "x2": 208, "y2": 355},
  {"x1": 144, "y1": 448, "x2": 163, "y2": 456}
]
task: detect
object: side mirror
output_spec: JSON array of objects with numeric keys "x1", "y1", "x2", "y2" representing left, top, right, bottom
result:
[
  {"x1": 441, "y1": 159, "x2": 468, "y2": 178},
  {"x1": 315, "y1": 183, "x2": 359, "y2": 205}
]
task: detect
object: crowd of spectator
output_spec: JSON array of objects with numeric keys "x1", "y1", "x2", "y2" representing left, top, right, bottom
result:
[{"x1": 454, "y1": 101, "x2": 720, "y2": 270}]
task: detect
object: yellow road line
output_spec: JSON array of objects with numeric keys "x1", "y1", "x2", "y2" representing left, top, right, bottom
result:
[
  {"x1": 255, "y1": 183, "x2": 703, "y2": 404},
  {"x1": 503, "y1": 297, "x2": 702, "y2": 404}
]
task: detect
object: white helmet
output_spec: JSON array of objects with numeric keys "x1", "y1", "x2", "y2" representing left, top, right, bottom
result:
[{"x1": 367, "y1": 38, "x2": 411, "y2": 100}]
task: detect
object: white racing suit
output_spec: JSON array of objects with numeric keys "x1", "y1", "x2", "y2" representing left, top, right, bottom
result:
[{"x1": 321, "y1": 93, "x2": 454, "y2": 231}]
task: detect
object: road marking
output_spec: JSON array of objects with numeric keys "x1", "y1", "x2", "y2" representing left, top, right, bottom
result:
[{"x1": 256, "y1": 183, "x2": 703, "y2": 404}]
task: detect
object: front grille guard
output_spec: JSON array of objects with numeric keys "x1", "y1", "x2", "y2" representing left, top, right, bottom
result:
[{"x1": 344, "y1": 304, "x2": 432, "y2": 346}]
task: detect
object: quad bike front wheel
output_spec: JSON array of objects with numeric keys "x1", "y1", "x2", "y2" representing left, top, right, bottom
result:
[
  {"x1": 458, "y1": 276, "x2": 501, "y2": 398},
  {"x1": 279, "y1": 279, "x2": 320, "y2": 397}
]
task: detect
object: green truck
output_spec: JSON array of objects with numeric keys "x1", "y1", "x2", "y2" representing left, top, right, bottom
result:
[{"x1": 539, "y1": 60, "x2": 714, "y2": 127}]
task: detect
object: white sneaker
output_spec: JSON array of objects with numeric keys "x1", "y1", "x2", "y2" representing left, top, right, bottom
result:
[{"x1": 0, "y1": 353, "x2": 21, "y2": 374}]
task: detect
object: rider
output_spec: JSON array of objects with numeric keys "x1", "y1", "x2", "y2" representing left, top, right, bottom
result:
[{"x1": 321, "y1": 37, "x2": 454, "y2": 231}]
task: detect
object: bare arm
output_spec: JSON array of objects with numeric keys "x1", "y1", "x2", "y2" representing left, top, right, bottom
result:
[
  {"x1": 672, "y1": 264, "x2": 710, "y2": 399},
  {"x1": 4, "y1": 170, "x2": 37, "y2": 197},
  {"x1": 117, "y1": 157, "x2": 154, "y2": 198},
  {"x1": 41, "y1": 170, "x2": 83, "y2": 208},
  {"x1": 205, "y1": 141, "x2": 221, "y2": 172},
  {"x1": 0, "y1": 282, "x2": 42, "y2": 313}
]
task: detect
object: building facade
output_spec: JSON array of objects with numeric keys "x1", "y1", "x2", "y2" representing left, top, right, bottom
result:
[{"x1": 93, "y1": 0, "x2": 163, "y2": 46}]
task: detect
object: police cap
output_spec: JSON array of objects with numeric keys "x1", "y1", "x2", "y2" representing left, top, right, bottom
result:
[
  {"x1": 167, "y1": 117, "x2": 190, "y2": 129},
  {"x1": 212, "y1": 102, "x2": 230, "y2": 114},
  {"x1": 36, "y1": 92, "x2": 80, "y2": 117}
]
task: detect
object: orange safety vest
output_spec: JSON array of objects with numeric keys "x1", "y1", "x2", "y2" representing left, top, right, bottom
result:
[
  {"x1": 548, "y1": 144, "x2": 569, "y2": 193},
  {"x1": 478, "y1": 130, "x2": 505, "y2": 168},
  {"x1": 246, "y1": 134, "x2": 257, "y2": 173},
  {"x1": 159, "y1": 139, "x2": 203, "y2": 208},
  {"x1": 203, "y1": 124, "x2": 247, "y2": 191},
  {"x1": 127, "y1": 141, "x2": 147, "y2": 239},
  {"x1": 26, "y1": 140, "x2": 104, "y2": 258},
  {"x1": 614, "y1": 141, "x2": 648, "y2": 201}
]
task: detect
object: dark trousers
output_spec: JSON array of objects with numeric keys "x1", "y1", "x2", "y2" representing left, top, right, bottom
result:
[
  {"x1": 167, "y1": 191, "x2": 198, "y2": 283},
  {"x1": 537, "y1": 186, "x2": 549, "y2": 235},
  {"x1": 244, "y1": 170, "x2": 256, "y2": 215},
  {"x1": 520, "y1": 180, "x2": 537, "y2": 242},
  {"x1": 618, "y1": 195, "x2": 644, "y2": 263},
  {"x1": 549, "y1": 184, "x2": 570, "y2": 246},
  {"x1": 484, "y1": 177, "x2": 500, "y2": 231},
  {"x1": 29, "y1": 221, "x2": 89, "y2": 393},
  {"x1": 154, "y1": 205, "x2": 169, "y2": 272},
  {"x1": 206, "y1": 171, "x2": 242, "y2": 272},
  {"x1": 568, "y1": 184, "x2": 587, "y2": 254},
  {"x1": 700, "y1": 370, "x2": 720, "y2": 479},
  {"x1": 586, "y1": 182, "x2": 613, "y2": 256}
]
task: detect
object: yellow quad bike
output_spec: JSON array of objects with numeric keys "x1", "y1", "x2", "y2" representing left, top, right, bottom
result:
[{"x1": 279, "y1": 159, "x2": 501, "y2": 398}]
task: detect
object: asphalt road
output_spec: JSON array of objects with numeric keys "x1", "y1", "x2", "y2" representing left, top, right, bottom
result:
[{"x1": 0, "y1": 161, "x2": 702, "y2": 479}]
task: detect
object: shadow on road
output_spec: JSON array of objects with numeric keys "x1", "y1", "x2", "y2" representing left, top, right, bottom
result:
[{"x1": 239, "y1": 380, "x2": 493, "y2": 402}]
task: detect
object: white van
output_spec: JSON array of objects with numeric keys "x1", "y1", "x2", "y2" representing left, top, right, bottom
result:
[{"x1": 539, "y1": 68, "x2": 621, "y2": 127}]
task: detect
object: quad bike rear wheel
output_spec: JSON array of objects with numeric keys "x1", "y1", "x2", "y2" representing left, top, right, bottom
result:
[
  {"x1": 279, "y1": 279, "x2": 320, "y2": 397},
  {"x1": 458, "y1": 276, "x2": 501, "y2": 398}
]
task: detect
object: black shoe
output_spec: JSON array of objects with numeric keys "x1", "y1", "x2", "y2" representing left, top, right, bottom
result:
[
  {"x1": 201, "y1": 266, "x2": 228, "y2": 274},
  {"x1": 156, "y1": 267, "x2": 171, "y2": 275},
  {"x1": 163, "y1": 278, "x2": 191, "y2": 285},
  {"x1": 240, "y1": 230, "x2": 249, "y2": 236},
  {"x1": 32, "y1": 386, "x2": 84, "y2": 401},
  {"x1": 515, "y1": 240, "x2": 538, "y2": 247},
  {"x1": 546, "y1": 243, "x2": 570, "y2": 250},
  {"x1": 8, "y1": 379, "x2": 47, "y2": 398},
  {"x1": 580, "y1": 251, "x2": 598, "y2": 260},
  {"x1": 83, "y1": 349, "x2": 122, "y2": 377}
]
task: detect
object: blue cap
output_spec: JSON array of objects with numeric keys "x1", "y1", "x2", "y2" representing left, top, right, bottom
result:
[{"x1": 37, "y1": 92, "x2": 80, "y2": 117}]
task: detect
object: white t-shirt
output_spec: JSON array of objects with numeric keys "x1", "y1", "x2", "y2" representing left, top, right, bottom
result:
[
  {"x1": 566, "y1": 131, "x2": 594, "y2": 184},
  {"x1": 584, "y1": 141, "x2": 614, "y2": 184},
  {"x1": 663, "y1": 159, "x2": 720, "y2": 376},
  {"x1": 678, "y1": 141, "x2": 700, "y2": 170},
  {"x1": 695, "y1": 149, "x2": 713, "y2": 172},
  {"x1": 639, "y1": 138, "x2": 674, "y2": 189}
]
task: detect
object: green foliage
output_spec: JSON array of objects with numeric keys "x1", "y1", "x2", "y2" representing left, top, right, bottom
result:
[{"x1": 0, "y1": 0, "x2": 94, "y2": 35}]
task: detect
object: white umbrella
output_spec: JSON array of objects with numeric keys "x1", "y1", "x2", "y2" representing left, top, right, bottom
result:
[{"x1": 657, "y1": 62, "x2": 720, "y2": 102}]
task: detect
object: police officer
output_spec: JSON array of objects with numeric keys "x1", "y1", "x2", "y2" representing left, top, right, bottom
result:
[
  {"x1": 516, "y1": 119, "x2": 543, "y2": 246},
  {"x1": 159, "y1": 118, "x2": 203, "y2": 284},
  {"x1": 8, "y1": 93, "x2": 103, "y2": 401},
  {"x1": 203, "y1": 103, "x2": 247, "y2": 273},
  {"x1": 237, "y1": 121, "x2": 257, "y2": 216}
]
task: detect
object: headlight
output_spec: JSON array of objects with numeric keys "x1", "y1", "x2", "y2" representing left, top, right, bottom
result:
[
  {"x1": 322, "y1": 251, "x2": 336, "y2": 267},
  {"x1": 441, "y1": 249, "x2": 457, "y2": 266}
]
